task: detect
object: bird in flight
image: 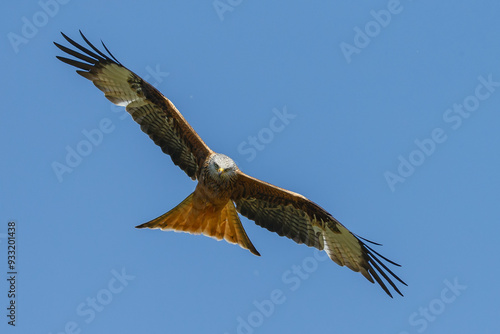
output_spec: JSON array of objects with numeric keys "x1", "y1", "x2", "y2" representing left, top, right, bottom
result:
[{"x1": 55, "y1": 31, "x2": 406, "y2": 297}]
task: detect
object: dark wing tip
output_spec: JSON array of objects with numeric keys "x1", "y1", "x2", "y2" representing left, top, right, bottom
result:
[
  {"x1": 55, "y1": 31, "x2": 122, "y2": 70},
  {"x1": 355, "y1": 234, "x2": 383, "y2": 246},
  {"x1": 101, "y1": 39, "x2": 122, "y2": 65},
  {"x1": 356, "y1": 237, "x2": 407, "y2": 297}
]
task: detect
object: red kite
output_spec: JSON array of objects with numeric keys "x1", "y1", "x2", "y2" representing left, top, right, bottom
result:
[{"x1": 55, "y1": 32, "x2": 406, "y2": 297}]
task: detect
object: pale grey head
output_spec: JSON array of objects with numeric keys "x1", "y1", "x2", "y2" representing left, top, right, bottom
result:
[{"x1": 207, "y1": 153, "x2": 238, "y2": 181}]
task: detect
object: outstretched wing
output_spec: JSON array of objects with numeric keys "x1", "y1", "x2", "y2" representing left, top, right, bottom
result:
[
  {"x1": 54, "y1": 31, "x2": 212, "y2": 180},
  {"x1": 231, "y1": 171, "x2": 406, "y2": 297}
]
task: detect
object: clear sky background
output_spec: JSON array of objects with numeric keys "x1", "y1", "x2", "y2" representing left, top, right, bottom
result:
[{"x1": 1, "y1": 1, "x2": 500, "y2": 333}]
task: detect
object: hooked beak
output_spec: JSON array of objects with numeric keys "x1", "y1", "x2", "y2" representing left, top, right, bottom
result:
[{"x1": 218, "y1": 167, "x2": 224, "y2": 175}]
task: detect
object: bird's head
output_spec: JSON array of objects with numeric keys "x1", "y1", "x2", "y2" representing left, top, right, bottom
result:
[{"x1": 208, "y1": 154, "x2": 238, "y2": 181}]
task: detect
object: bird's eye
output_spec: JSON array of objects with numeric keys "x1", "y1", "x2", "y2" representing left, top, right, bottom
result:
[{"x1": 214, "y1": 163, "x2": 219, "y2": 169}]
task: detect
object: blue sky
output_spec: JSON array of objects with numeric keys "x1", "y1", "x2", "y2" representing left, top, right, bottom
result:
[{"x1": 1, "y1": 1, "x2": 500, "y2": 333}]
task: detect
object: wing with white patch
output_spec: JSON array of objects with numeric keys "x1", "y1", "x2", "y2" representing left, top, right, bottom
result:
[
  {"x1": 231, "y1": 171, "x2": 406, "y2": 297},
  {"x1": 54, "y1": 32, "x2": 212, "y2": 180}
]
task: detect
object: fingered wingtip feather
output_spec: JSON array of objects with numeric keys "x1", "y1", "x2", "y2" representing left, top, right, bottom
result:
[
  {"x1": 79, "y1": 31, "x2": 114, "y2": 63},
  {"x1": 355, "y1": 234, "x2": 383, "y2": 246},
  {"x1": 58, "y1": 31, "x2": 106, "y2": 63},
  {"x1": 362, "y1": 241, "x2": 402, "y2": 267},
  {"x1": 56, "y1": 31, "x2": 124, "y2": 73},
  {"x1": 101, "y1": 39, "x2": 122, "y2": 65},
  {"x1": 54, "y1": 42, "x2": 97, "y2": 64},
  {"x1": 354, "y1": 233, "x2": 406, "y2": 296},
  {"x1": 369, "y1": 258, "x2": 403, "y2": 297},
  {"x1": 56, "y1": 56, "x2": 93, "y2": 71}
]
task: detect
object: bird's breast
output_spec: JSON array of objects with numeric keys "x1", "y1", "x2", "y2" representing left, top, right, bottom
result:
[{"x1": 197, "y1": 170, "x2": 235, "y2": 207}]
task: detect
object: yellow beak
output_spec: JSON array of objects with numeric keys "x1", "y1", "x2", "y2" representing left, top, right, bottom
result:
[{"x1": 218, "y1": 167, "x2": 224, "y2": 175}]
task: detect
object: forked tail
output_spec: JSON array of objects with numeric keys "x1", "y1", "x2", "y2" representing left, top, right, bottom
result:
[{"x1": 136, "y1": 193, "x2": 260, "y2": 256}]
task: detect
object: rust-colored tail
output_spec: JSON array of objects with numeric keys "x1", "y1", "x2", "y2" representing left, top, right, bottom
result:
[{"x1": 136, "y1": 193, "x2": 260, "y2": 256}]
